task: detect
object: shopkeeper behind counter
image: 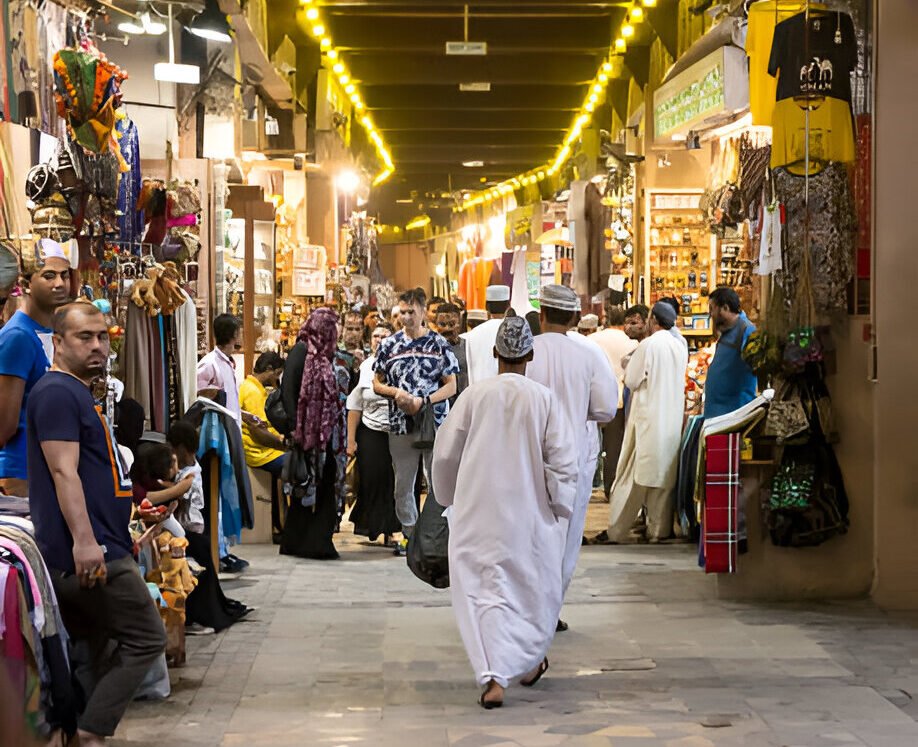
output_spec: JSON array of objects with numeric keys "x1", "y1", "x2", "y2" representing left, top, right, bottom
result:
[{"x1": 0, "y1": 239, "x2": 72, "y2": 496}]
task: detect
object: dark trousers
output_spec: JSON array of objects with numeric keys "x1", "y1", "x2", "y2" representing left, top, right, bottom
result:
[
  {"x1": 258, "y1": 453, "x2": 289, "y2": 537},
  {"x1": 602, "y1": 413, "x2": 626, "y2": 497},
  {"x1": 52, "y1": 556, "x2": 166, "y2": 736}
]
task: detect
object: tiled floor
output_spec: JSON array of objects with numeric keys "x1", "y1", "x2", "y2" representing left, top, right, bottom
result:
[{"x1": 115, "y1": 502, "x2": 918, "y2": 746}]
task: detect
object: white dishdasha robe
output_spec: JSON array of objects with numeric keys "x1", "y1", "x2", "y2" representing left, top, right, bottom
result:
[{"x1": 432, "y1": 373, "x2": 578, "y2": 688}]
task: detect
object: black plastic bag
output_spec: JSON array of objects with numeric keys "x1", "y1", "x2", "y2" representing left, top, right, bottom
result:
[
  {"x1": 411, "y1": 401, "x2": 437, "y2": 450},
  {"x1": 407, "y1": 495, "x2": 450, "y2": 588}
]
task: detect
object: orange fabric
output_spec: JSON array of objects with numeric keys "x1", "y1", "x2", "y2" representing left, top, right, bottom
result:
[{"x1": 457, "y1": 258, "x2": 494, "y2": 309}]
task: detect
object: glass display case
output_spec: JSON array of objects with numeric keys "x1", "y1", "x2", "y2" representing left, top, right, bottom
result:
[
  {"x1": 644, "y1": 189, "x2": 717, "y2": 338},
  {"x1": 225, "y1": 185, "x2": 277, "y2": 375}
]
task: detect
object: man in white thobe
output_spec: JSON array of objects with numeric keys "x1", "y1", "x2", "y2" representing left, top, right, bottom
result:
[
  {"x1": 433, "y1": 316, "x2": 578, "y2": 708},
  {"x1": 526, "y1": 285, "x2": 618, "y2": 613},
  {"x1": 607, "y1": 302, "x2": 689, "y2": 542},
  {"x1": 461, "y1": 284, "x2": 510, "y2": 385}
]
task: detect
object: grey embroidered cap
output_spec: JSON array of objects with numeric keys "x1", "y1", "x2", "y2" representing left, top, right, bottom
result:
[
  {"x1": 539, "y1": 283, "x2": 580, "y2": 311},
  {"x1": 495, "y1": 315, "x2": 534, "y2": 359}
]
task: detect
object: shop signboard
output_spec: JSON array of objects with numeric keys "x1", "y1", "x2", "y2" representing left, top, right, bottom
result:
[{"x1": 652, "y1": 46, "x2": 749, "y2": 144}]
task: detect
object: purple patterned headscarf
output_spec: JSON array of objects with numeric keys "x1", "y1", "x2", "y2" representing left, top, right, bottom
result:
[{"x1": 294, "y1": 307, "x2": 342, "y2": 452}]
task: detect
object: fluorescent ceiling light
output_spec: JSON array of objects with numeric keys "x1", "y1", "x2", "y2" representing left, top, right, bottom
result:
[
  {"x1": 445, "y1": 41, "x2": 487, "y2": 55},
  {"x1": 462, "y1": 160, "x2": 484, "y2": 168},
  {"x1": 154, "y1": 62, "x2": 200, "y2": 85},
  {"x1": 406, "y1": 215, "x2": 431, "y2": 230},
  {"x1": 459, "y1": 82, "x2": 491, "y2": 92}
]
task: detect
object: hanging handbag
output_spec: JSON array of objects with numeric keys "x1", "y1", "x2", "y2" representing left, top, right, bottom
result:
[{"x1": 764, "y1": 380, "x2": 810, "y2": 443}]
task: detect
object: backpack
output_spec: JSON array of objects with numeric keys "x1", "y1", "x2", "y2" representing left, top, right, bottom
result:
[{"x1": 265, "y1": 387, "x2": 290, "y2": 435}]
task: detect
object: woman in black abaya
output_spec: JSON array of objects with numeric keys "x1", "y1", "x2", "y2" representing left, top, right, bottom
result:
[{"x1": 279, "y1": 308, "x2": 344, "y2": 560}]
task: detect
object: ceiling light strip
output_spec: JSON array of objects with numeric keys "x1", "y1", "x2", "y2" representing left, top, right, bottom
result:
[
  {"x1": 457, "y1": 3, "x2": 647, "y2": 213},
  {"x1": 300, "y1": 0, "x2": 394, "y2": 185}
]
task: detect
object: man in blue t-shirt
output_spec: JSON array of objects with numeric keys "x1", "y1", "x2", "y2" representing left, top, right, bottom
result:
[
  {"x1": 704, "y1": 287, "x2": 758, "y2": 419},
  {"x1": 0, "y1": 238, "x2": 72, "y2": 495},
  {"x1": 27, "y1": 302, "x2": 165, "y2": 744},
  {"x1": 373, "y1": 287, "x2": 458, "y2": 552}
]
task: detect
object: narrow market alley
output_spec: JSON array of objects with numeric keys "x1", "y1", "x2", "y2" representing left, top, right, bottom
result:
[{"x1": 115, "y1": 503, "x2": 918, "y2": 747}]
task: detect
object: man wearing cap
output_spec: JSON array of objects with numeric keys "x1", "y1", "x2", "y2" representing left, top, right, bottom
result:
[
  {"x1": 575, "y1": 313, "x2": 600, "y2": 337},
  {"x1": 0, "y1": 238, "x2": 72, "y2": 496},
  {"x1": 526, "y1": 284, "x2": 617, "y2": 613},
  {"x1": 460, "y1": 284, "x2": 511, "y2": 385},
  {"x1": 465, "y1": 309, "x2": 488, "y2": 330},
  {"x1": 433, "y1": 316, "x2": 578, "y2": 709},
  {"x1": 607, "y1": 302, "x2": 689, "y2": 543}
]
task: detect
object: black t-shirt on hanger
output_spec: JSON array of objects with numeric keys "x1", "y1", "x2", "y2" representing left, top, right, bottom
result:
[{"x1": 768, "y1": 10, "x2": 857, "y2": 104}]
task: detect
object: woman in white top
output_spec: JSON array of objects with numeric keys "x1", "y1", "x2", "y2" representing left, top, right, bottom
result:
[{"x1": 346, "y1": 324, "x2": 401, "y2": 544}]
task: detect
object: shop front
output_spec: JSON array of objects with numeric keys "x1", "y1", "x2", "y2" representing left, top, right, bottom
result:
[{"x1": 632, "y1": 1, "x2": 875, "y2": 599}]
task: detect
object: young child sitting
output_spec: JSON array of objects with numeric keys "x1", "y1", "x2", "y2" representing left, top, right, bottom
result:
[
  {"x1": 131, "y1": 441, "x2": 193, "y2": 539},
  {"x1": 165, "y1": 421, "x2": 205, "y2": 535}
]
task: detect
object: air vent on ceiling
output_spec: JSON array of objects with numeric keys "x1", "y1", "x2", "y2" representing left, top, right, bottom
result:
[
  {"x1": 459, "y1": 82, "x2": 491, "y2": 92},
  {"x1": 446, "y1": 41, "x2": 487, "y2": 56}
]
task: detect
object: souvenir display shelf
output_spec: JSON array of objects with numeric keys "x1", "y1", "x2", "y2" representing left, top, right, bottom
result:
[{"x1": 644, "y1": 189, "x2": 717, "y2": 337}]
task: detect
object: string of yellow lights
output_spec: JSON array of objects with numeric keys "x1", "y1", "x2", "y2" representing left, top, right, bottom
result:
[
  {"x1": 456, "y1": 0, "x2": 655, "y2": 213},
  {"x1": 298, "y1": 0, "x2": 394, "y2": 185}
]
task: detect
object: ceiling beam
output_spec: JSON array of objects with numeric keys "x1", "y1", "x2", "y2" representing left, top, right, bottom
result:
[
  {"x1": 326, "y1": 16, "x2": 617, "y2": 51},
  {"x1": 374, "y1": 108, "x2": 575, "y2": 131},
  {"x1": 383, "y1": 129, "x2": 563, "y2": 147},
  {"x1": 363, "y1": 85, "x2": 586, "y2": 111},
  {"x1": 392, "y1": 144, "x2": 555, "y2": 163},
  {"x1": 350, "y1": 54, "x2": 602, "y2": 86}
]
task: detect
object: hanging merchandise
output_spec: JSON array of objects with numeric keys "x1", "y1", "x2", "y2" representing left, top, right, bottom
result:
[
  {"x1": 746, "y1": 1, "x2": 827, "y2": 127},
  {"x1": 756, "y1": 169, "x2": 784, "y2": 276},
  {"x1": 767, "y1": 8, "x2": 858, "y2": 172},
  {"x1": 773, "y1": 163, "x2": 855, "y2": 319},
  {"x1": 52, "y1": 46, "x2": 129, "y2": 168},
  {"x1": 0, "y1": 518, "x2": 78, "y2": 740},
  {"x1": 456, "y1": 255, "x2": 500, "y2": 310},
  {"x1": 344, "y1": 211, "x2": 379, "y2": 277},
  {"x1": 600, "y1": 152, "x2": 637, "y2": 305}
]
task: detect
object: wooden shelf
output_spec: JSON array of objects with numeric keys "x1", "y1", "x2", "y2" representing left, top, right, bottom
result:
[{"x1": 681, "y1": 329, "x2": 714, "y2": 336}]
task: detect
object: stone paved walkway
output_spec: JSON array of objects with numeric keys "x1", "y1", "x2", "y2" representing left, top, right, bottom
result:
[{"x1": 115, "y1": 502, "x2": 918, "y2": 746}]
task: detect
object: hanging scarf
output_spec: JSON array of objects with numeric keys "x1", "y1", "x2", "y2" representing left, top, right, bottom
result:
[{"x1": 294, "y1": 307, "x2": 341, "y2": 452}]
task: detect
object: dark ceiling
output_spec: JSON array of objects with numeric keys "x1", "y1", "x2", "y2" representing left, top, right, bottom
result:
[{"x1": 298, "y1": 0, "x2": 673, "y2": 221}]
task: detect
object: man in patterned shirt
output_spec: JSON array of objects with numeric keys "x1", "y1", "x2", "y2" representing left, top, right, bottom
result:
[{"x1": 374, "y1": 287, "x2": 458, "y2": 554}]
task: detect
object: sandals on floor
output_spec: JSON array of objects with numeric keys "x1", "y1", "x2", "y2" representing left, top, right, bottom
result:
[
  {"x1": 478, "y1": 692, "x2": 503, "y2": 709},
  {"x1": 478, "y1": 681, "x2": 503, "y2": 709},
  {"x1": 521, "y1": 657, "x2": 549, "y2": 688}
]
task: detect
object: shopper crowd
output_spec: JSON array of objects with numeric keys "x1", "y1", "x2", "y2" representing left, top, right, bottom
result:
[{"x1": 1, "y1": 249, "x2": 759, "y2": 738}]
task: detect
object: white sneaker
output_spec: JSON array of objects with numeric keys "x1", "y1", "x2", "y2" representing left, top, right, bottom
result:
[{"x1": 185, "y1": 623, "x2": 215, "y2": 636}]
